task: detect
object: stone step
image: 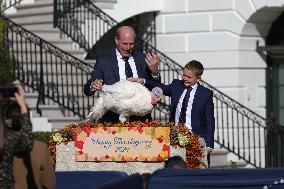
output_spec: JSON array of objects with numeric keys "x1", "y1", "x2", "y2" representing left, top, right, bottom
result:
[
  {"x1": 15, "y1": 59, "x2": 93, "y2": 69},
  {"x1": 84, "y1": 59, "x2": 96, "y2": 66},
  {"x1": 50, "y1": 117, "x2": 82, "y2": 130},
  {"x1": 210, "y1": 148, "x2": 228, "y2": 165},
  {"x1": 33, "y1": 30, "x2": 64, "y2": 41},
  {"x1": 14, "y1": 1, "x2": 53, "y2": 15},
  {"x1": 209, "y1": 148, "x2": 248, "y2": 168},
  {"x1": 35, "y1": 0, "x2": 53, "y2": 2},
  {"x1": 92, "y1": 0, "x2": 117, "y2": 9},
  {"x1": 27, "y1": 108, "x2": 54, "y2": 132},
  {"x1": 24, "y1": 90, "x2": 83, "y2": 130},
  {"x1": 25, "y1": 92, "x2": 39, "y2": 107},
  {"x1": 11, "y1": 39, "x2": 75, "y2": 51},
  {"x1": 25, "y1": 89, "x2": 95, "y2": 107},
  {"x1": 10, "y1": 49, "x2": 86, "y2": 61},
  {"x1": 15, "y1": 70, "x2": 90, "y2": 82},
  {"x1": 10, "y1": 12, "x2": 53, "y2": 25},
  {"x1": 21, "y1": 23, "x2": 54, "y2": 31},
  {"x1": 31, "y1": 116, "x2": 53, "y2": 132},
  {"x1": 28, "y1": 27, "x2": 60, "y2": 33},
  {"x1": 29, "y1": 104, "x2": 67, "y2": 117},
  {"x1": 211, "y1": 159, "x2": 247, "y2": 169}
]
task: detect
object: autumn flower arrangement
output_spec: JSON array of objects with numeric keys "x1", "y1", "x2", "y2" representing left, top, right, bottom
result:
[
  {"x1": 170, "y1": 124, "x2": 207, "y2": 168},
  {"x1": 48, "y1": 121, "x2": 204, "y2": 169}
]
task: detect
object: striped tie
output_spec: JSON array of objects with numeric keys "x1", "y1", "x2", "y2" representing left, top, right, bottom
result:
[{"x1": 123, "y1": 57, "x2": 133, "y2": 79}]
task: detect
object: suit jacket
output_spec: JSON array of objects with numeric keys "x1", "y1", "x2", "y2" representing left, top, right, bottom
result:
[
  {"x1": 13, "y1": 140, "x2": 56, "y2": 189},
  {"x1": 145, "y1": 79, "x2": 215, "y2": 148},
  {"x1": 84, "y1": 49, "x2": 160, "y2": 123}
]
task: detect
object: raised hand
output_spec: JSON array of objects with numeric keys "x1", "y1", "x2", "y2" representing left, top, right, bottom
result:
[
  {"x1": 145, "y1": 52, "x2": 160, "y2": 75},
  {"x1": 10, "y1": 85, "x2": 28, "y2": 114}
]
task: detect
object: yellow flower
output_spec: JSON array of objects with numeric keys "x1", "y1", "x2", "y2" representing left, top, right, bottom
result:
[
  {"x1": 178, "y1": 133, "x2": 188, "y2": 146},
  {"x1": 53, "y1": 133, "x2": 63, "y2": 144},
  {"x1": 159, "y1": 150, "x2": 168, "y2": 159}
]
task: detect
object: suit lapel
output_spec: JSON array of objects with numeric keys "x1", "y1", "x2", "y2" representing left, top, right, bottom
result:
[
  {"x1": 133, "y1": 51, "x2": 143, "y2": 78},
  {"x1": 192, "y1": 83, "x2": 201, "y2": 115},
  {"x1": 110, "y1": 50, "x2": 120, "y2": 81},
  {"x1": 172, "y1": 83, "x2": 186, "y2": 111}
]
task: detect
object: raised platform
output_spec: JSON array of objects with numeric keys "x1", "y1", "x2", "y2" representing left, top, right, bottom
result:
[
  {"x1": 56, "y1": 141, "x2": 187, "y2": 174},
  {"x1": 52, "y1": 122, "x2": 208, "y2": 173}
]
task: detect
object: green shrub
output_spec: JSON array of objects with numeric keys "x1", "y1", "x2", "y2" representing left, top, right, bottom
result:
[
  {"x1": 33, "y1": 132, "x2": 53, "y2": 145},
  {"x1": 229, "y1": 160, "x2": 237, "y2": 168},
  {"x1": 0, "y1": 18, "x2": 15, "y2": 86}
]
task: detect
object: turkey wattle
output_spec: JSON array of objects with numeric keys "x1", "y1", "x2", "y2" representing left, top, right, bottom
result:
[{"x1": 87, "y1": 80, "x2": 162, "y2": 122}]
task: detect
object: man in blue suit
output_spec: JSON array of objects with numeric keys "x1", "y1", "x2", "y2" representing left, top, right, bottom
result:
[
  {"x1": 84, "y1": 25, "x2": 160, "y2": 123},
  {"x1": 130, "y1": 60, "x2": 215, "y2": 165}
]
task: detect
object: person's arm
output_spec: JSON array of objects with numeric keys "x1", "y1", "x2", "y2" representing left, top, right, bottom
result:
[
  {"x1": 83, "y1": 60, "x2": 104, "y2": 96},
  {"x1": 205, "y1": 90, "x2": 215, "y2": 152},
  {"x1": 145, "y1": 79, "x2": 174, "y2": 97},
  {"x1": 128, "y1": 77, "x2": 172, "y2": 97},
  {"x1": 5, "y1": 113, "x2": 33, "y2": 154},
  {"x1": 5, "y1": 86, "x2": 33, "y2": 154}
]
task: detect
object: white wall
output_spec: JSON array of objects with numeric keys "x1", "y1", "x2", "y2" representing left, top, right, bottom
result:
[
  {"x1": 154, "y1": 0, "x2": 284, "y2": 117},
  {"x1": 104, "y1": 0, "x2": 162, "y2": 22}
]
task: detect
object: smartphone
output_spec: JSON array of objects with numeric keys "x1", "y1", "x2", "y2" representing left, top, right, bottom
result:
[{"x1": 0, "y1": 87, "x2": 18, "y2": 97}]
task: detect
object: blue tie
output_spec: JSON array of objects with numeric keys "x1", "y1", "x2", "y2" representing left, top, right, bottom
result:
[
  {"x1": 178, "y1": 87, "x2": 192, "y2": 125},
  {"x1": 123, "y1": 57, "x2": 133, "y2": 79}
]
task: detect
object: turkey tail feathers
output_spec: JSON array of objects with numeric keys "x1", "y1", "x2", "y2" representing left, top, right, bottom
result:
[{"x1": 86, "y1": 97, "x2": 105, "y2": 121}]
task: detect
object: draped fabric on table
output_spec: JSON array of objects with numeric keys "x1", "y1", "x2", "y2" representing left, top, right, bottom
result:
[
  {"x1": 95, "y1": 173, "x2": 143, "y2": 189},
  {"x1": 148, "y1": 168, "x2": 284, "y2": 189},
  {"x1": 55, "y1": 171, "x2": 128, "y2": 189}
]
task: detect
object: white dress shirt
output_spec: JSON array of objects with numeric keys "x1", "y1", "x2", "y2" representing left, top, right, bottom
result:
[
  {"x1": 175, "y1": 83, "x2": 198, "y2": 130},
  {"x1": 116, "y1": 49, "x2": 138, "y2": 80}
]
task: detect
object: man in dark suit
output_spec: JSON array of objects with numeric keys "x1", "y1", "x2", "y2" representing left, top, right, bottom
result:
[
  {"x1": 84, "y1": 25, "x2": 160, "y2": 123},
  {"x1": 130, "y1": 60, "x2": 215, "y2": 165}
]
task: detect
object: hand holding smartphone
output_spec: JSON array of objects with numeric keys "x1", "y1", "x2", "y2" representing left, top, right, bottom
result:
[
  {"x1": 0, "y1": 85, "x2": 27, "y2": 113},
  {"x1": 0, "y1": 87, "x2": 19, "y2": 97}
]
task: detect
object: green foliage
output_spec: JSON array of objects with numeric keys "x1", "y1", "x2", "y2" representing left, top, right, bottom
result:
[
  {"x1": 0, "y1": 18, "x2": 15, "y2": 86},
  {"x1": 0, "y1": 49, "x2": 15, "y2": 86},
  {"x1": 229, "y1": 160, "x2": 237, "y2": 168},
  {"x1": 33, "y1": 132, "x2": 53, "y2": 145},
  {"x1": 0, "y1": 18, "x2": 5, "y2": 44}
]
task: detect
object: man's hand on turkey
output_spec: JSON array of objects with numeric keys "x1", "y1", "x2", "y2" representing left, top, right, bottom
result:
[
  {"x1": 90, "y1": 79, "x2": 103, "y2": 92},
  {"x1": 127, "y1": 77, "x2": 145, "y2": 84}
]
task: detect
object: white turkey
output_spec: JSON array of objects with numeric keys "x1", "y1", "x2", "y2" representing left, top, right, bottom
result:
[{"x1": 87, "y1": 80, "x2": 163, "y2": 122}]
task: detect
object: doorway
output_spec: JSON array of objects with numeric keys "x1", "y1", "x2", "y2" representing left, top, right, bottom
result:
[{"x1": 266, "y1": 12, "x2": 284, "y2": 126}]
